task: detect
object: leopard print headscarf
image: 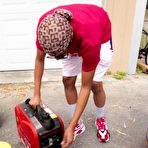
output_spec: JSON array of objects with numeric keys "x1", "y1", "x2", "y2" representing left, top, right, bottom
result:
[{"x1": 38, "y1": 9, "x2": 73, "y2": 58}]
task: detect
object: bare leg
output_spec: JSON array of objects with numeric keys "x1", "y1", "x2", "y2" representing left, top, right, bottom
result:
[
  {"x1": 62, "y1": 76, "x2": 78, "y2": 104},
  {"x1": 92, "y1": 81, "x2": 106, "y2": 107}
]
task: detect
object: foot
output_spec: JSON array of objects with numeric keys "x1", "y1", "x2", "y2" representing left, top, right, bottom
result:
[
  {"x1": 74, "y1": 119, "x2": 85, "y2": 140},
  {"x1": 95, "y1": 116, "x2": 110, "y2": 142}
]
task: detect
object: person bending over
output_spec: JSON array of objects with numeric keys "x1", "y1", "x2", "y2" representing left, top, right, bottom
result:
[{"x1": 29, "y1": 4, "x2": 113, "y2": 148}]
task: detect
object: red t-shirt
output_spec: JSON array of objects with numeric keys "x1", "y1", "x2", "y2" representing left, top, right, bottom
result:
[{"x1": 36, "y1": 4, "x2": 111, "y2": 72}]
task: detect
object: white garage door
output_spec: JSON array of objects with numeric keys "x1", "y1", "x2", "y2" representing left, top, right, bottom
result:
[{"x1": 0, "y1": 0, "x2": 102, "y2": 71}]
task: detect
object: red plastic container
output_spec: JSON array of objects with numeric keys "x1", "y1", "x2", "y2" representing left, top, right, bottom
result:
[{"x1": 14, "y1": 100, "x2": 64, "y2": 148}]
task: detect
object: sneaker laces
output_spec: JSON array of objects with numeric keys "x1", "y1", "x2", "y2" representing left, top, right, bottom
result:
[
  {"x1": 96, "y1": 117, "x2": 106, "y2": 131},
  {"x1": 74, "y1": 119, "x2": 82, "y2": 131},
  {"x1": 74, "y1": 123, "x2": 80, "y2": 131}
]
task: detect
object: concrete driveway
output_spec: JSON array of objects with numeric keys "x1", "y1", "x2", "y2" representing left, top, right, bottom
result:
[{"x1": 0, "y1": 70, "x2": 148, "y2": 148}]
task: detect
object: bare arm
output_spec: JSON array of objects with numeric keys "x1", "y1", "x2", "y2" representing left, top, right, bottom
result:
[
  {"x1": 29, "y1": 49, "x2": 45, "y2": 107},
  {"x1": 34, "y1": 49, "x2": 45, "y2": 97}
]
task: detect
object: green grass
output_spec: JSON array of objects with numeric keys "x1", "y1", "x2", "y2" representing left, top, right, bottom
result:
[
  {"x1": 113, "y1": 71, "x2": 127, "y2": 80},
  {"x1": 136, "y1": 65, "x2": 143, "y2": 73}
]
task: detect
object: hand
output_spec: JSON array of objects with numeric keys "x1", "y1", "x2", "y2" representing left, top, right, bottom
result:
[
  {"x1": 61, "y1": 126, "x2": 74, "y2": 148},
  {"x1": 29, "y1": 96, "x2": 42, "y2": 109}
]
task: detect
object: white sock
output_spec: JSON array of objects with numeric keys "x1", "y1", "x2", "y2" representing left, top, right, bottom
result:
[
  {"x1": 68, "y1": 104, "x2": 76, "y2": 117},
  {"x1": 96, "y1": 106, "x2": 105, "y2": 118}
]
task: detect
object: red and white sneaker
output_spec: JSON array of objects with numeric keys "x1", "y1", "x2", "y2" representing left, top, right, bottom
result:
[
  {"x1": 74, "y1": 119, "x2": 85, "y2": 140},
  {"x1": 95, "y1": 116, "x2": 110, "y2": 142}
]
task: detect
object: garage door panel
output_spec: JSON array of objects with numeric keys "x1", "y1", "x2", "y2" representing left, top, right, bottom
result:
[
  {"x1": 2, "y1": 19, "x2": 29, "y2": 36},
  {"x1": 29, "y1": 2, "x2": 61, "y2": 14},
  {"x1": 0, "y1": 1, "x2": 28, "y2": 15},
  {"x1": 0, "y1": 51, "x2": 5, "y2": 65},
  {"x1": 0, "y1": 63, "x2": 35, "y2": 71},
  {"x1": 31, "y1": 0, "x2": 61, "y2": 4},
  {"x1": 0, "y1": 0, "x2": 26, "y2": 5},
  {"x1": 3, "y1": 36, "x2": 32, "y2": 49},
  {"x1": 5, "y1": 50, "x2": 35, "y2": 64}
]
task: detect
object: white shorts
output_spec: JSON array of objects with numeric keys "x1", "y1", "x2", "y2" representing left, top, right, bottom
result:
[{"x1": 62, "y1": 40, "x2": 113, "y2": 82}]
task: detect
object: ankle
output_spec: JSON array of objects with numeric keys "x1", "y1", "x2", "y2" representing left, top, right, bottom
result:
[{"x1": 96, "y1": 115, "x2": 105, "y2": 119}]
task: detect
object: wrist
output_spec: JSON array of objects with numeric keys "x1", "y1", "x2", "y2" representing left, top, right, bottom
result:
[
  {"x1": 69, "y1": 120, "x2": 76, "y2": 130},
  {"x1": 33, "y1": 95, "x2": 41, "y2": 100}
]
